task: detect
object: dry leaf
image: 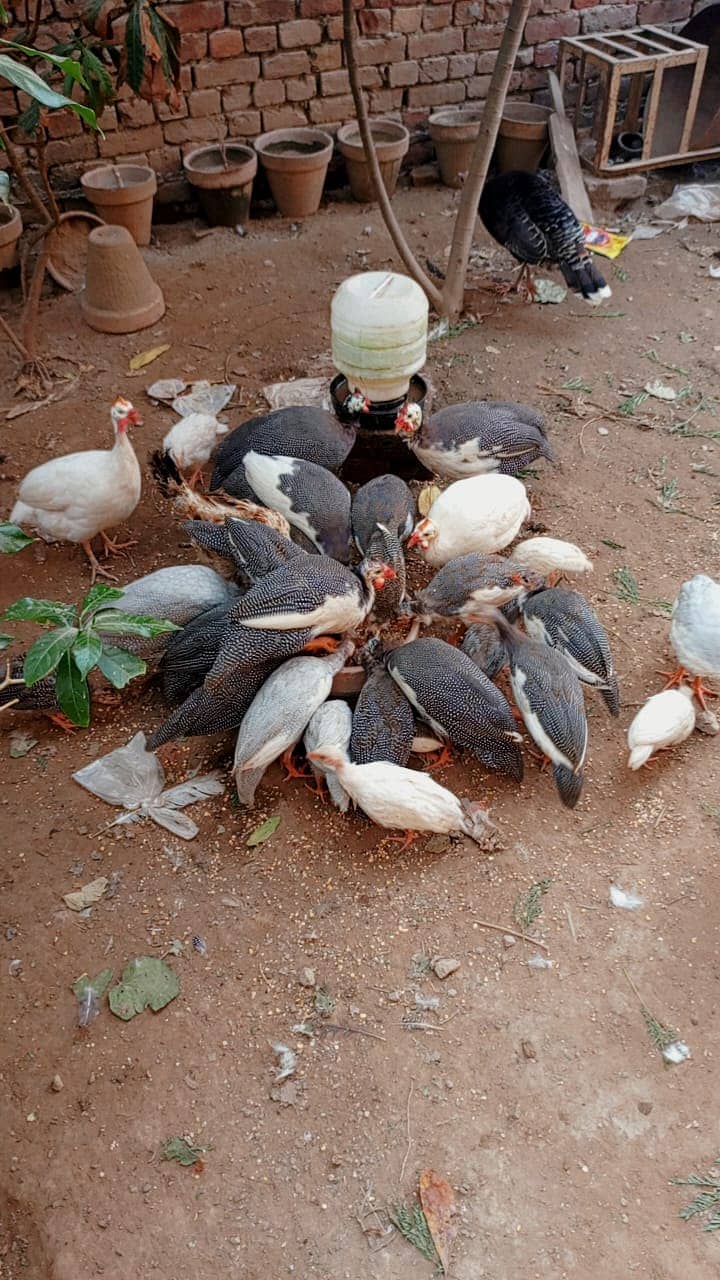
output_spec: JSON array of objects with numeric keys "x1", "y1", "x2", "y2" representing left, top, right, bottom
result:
[
  {"x1": 63, "y1": 876, "x2": 109, "y2": 912},
  {"x1": 419, "y1": 1170, "x2": 456, "y2": 1275},
  {"x1": 418, "y1": 485, "x2": 441, "y2": 517},
  {"x1": 644, "y1": 380, "x2": 676, "y2": 401},
  {"x1": 129, "y1": 344, "x2": 170, "y2": 372}
]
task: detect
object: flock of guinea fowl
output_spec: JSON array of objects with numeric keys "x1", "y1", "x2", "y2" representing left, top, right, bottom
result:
[{"x1": 6, "y1": 375, "x2": 720, "y2": 847}]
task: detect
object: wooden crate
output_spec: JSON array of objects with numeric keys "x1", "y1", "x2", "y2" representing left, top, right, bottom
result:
[{"x1": 557, "y1": 26, "x2": 719, "y2": 174}]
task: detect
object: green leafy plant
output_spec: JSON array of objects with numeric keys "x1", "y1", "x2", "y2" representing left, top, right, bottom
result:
[
  {"x1": 161, "y1": 1136, "x2": 207, "y2": 1167},
  {"x1": 513, "y1": 877, "x2": 552, "y2": 932},
  {"x1": 614, "y1": 566, "x2": 641, "y2": 606},
  {"x1": 0, "y1": 522, "x2": 35, "y2": 554},
  {"x1": 390, "y1": 1202, "x2": 440, "y2": 1268},
  {"x1": 673, "y1": 1162, "x2": 720, "y2": 1232},
  {"x1": 2, "y1": 584, "x2": 178, "y2": 727},
  {"x1": 618, "y1": 391, "x2": 649, "y2": 417}
]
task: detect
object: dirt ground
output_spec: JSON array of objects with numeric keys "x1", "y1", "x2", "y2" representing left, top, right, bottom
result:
[{"x1": 1, "y1": 183, "x2": 719, "y2": 1280}]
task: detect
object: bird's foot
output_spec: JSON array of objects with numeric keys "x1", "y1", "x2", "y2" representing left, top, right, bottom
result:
[
  {"x1": 83, "y1": 541, "x2": 118, "y2": 584},
  {"x1": 187, "y1": 467, "x2": 206, "y2": 490},
  {"x1": 526, "y1": 745, "x2": 551, "y2": 773},
  {"x1": 46, "y1": 711, "x2": 77, "y2": 733},
  {"x1": 303, "y1": 636, "x2": 340, "y2": 655},
  {"x1": 659, "y1": 666, "x2": 687, "y2": 691},
  {"x1": 304, "y1": 774, "x2": 327, "y2": 799},
  {"x1": 423, "y1": 742, "x2": 453, "y2": 771},
  {"x1": 691, "y1": 676, "x2": 717, "y2": 711},
  {"x1": 387, "y1": 829, "x2": 418, "y2": 851},
  {"x1": 281, "y1": 748, "x2": 310, "y2": 780},
  {"x1": 100, "y1": 529, "x2": 138, "y2": 558}
]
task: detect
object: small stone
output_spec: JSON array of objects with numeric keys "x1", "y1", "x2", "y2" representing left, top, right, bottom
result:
[
  {"x1": 8, "y1": 959, "x2": 22, "y2": 977},
  {"x1": 432, "y1": 957, "x2": 461, "y2": 981},
  {"x1": 362, "y1": 224, "x2": 372, "y2": 236},
  {"x1": 51, "y1": 1074, "x2": 64, "y2": 1092},
  {"x1": 503, "y1": 935, "x2": 516, "y2": 948},
  {"x1": 637, "y1": 1100, "x2": 653, "y2": 1115},
  {"x1": 694, "y1": 705, "x2": 719, "y2": 736},
  {"x1": 521, "y1": 1039, "x2": 536, "y2": 1061},
  {"x1": 387, "y1": 989, "x2": 402, "y2": 1002},
  {"x1": 585, "y1": 172, "x2": 648, "y2": 208},
  {"x1": 298, "y1": 967, "x2": 316, "y2": 988},
  {"x1": 597, "y1": 426, "x2": 609, "y2": 436}
]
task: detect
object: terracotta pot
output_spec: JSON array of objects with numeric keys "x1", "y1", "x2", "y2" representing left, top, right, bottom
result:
[
  {"x1": 80, "y1": 223, "x2": 165, "y2": 334},
  {"x1": 495, "y1": 103, "x2": 552, "y2": 174},
  {"x1": 183, "y1": 142, "x2": 257, "y2": 227},
  {"x1": 337, "y1": 119, "x2": 410, "y2": 202},
  {"x1": 46, "y1": 210, "x2": 105, "y2": 292},
  {"x1": 429, "y1": 106, "x2": 484, "y2": 189},
  {"x1": 0, "y1": 203, "x2": 22, "y2": 271},
  {"x1": 81, "y1": 163, "x2": 157, "y2": 246},
  {"x1": 254, "y1": 127, "x2": 333, "y2": 218}
]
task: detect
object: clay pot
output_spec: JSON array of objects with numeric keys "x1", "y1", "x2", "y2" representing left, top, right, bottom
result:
[
  {"x1": 81, "y1": 163, "x2": 157, "y2": 246},
  {"x1": 495, "y1": 103, "x2": 552, "y2": 174},
  {"x1": 80, "y1": 223, "x2": 165, "y2": 334},
  {"x1": 183, "y1": 142, "x2": 257, "y2": 227},
  {"x1": 254, "y1": 127, "x2": 333, "y2": 218},
  {"x1": 337, "y1": 119, "x2": 410, "y2": 202},
  {"x1": 46, "y1": 210, "x2": 105, "y2": 292},
  {"x1": 0, "y1": 203, "x2": 22, "y2": 271},
  {"x1": 429, "y1": 106, "x2": 484, "y2": 189}
]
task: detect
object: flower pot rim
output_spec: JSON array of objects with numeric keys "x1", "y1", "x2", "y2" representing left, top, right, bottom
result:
[
  {"x1": 429, "y1": 106, "x2": 484, "y2": 133},
  {"x1": 0, "y1": 202, "x2": 22, "y2": 243},
  {"x1": 337, "y1": 118, "x2": 410, "y2": 159},
  {"x1": 500, "y1": 102, "x2": 553, "y2": 125},
  {"x1": 183, "y1": 142, "x2": 258, "y2": 190},
  {"x1": 81, "y1": 163, "x2": 157, "y2": 205},
  {"x1": 255, "y1": 126, "x2": 334, "y2": 173},
  {"x1": 46, "y1": 209, "x2": 105, "y2": 292}
]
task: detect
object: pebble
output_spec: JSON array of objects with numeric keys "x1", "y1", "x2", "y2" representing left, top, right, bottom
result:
[
  {"x1": 432, "y1": 957, "x2": 461, "y2": 980},
  {"x1": 637, "y1": 1100, "x2": 653, "y2": 1115},
  {"x1": 597, "y1": 426, "x2": 609, "y2": 436},
  {"x1": 503, "y1": 935, "x2": 517, "y2": 948},
  {"x1": 298, "y1": 967, "x2": 316, "y2": 988},
  {"x1": 51, "y1": 1074, "x2": 63, "y2": 1092},
  {"x1": 8, "y1": 959, "x2": 21, "y2": 977},
  {"x1": 521, "y1": 1039, "x2": 536, "y2": 1061}
]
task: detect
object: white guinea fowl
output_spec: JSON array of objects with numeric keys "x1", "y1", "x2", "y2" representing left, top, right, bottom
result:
[
  {"x1": 666, "y1": 573, "x2": 720, "y2": 708},
  {"x1": 512, "y1": 536, "x2": 592, "y2": 577},
  {"x1": 303, "y1": 700, "x2": 353, "y2": 812},
  {"x1": 10, "y1": 397, "x2": 142, "y2": 582},
  {"x1": 407, "y1": 473, "x2": 529, "y2": 567},
  {"x1": 627, "y1": 687, "x2": 695, "y2": 770},
  {"x1": 307, "y1": 748, "x2": 495, "y2": 848},
  {"x1": 162, "y1": 412, "x2": 227, "y2": 487}
]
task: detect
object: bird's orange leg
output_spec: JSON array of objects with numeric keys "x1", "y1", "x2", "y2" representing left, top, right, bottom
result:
[
  {"x1": 526, "y1": 744, "x2": 551, "y2": 772},
  {"x1": 388, "y1": 829, "x2": 418, "y2": 851},
  {"x1": 82, "y1": 540, "x2": 117, "y2": 584},
  {"x1": 281, "y1": 748, "x2": 310, "y2": 780},
  {"x1": 423, "y1": 741, "x2": 453, "y2": 771},
  {"x1": 302, "y1": 636, "x2": 340, "y2": 655},
  {"x1": 187, "y1": 467, "x2": 206, "y2": 490},
  {"x1": 100, "y1": 529, "x2": 138, "y2": 557},
  {"x1": 304, "y1": 773, "x2": 327, "y2": 799}
]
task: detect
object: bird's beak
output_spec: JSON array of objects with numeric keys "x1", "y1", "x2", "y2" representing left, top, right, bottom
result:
[{"x1": 407, "y1": 531, "x2": 421, "y2": 549}]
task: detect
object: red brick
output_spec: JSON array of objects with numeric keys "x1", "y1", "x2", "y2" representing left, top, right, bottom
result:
[
  {"x1": 300, "y1": 0, "x2": 342, "y2": 12},
  {"x1": 98, "y1": 124, "x2": 162, "y2": 157},
  {"x1": 356, "y1": 34, "x2": 406, "y2": 64},
  {"x1": 581, "y1": 1, "x2": 637, "y2": 27},
  {"x1": 180, "y1": 67, "x2": 193, "y2": 92},
  {"x1": 311, "y1": 42, "x2": 343, "y2": 70},
  {"x1": 525, "y1": 11, "x2": 580, "y2": 40},
  {"x1": 521, "y1": 67, "x2": 552, "y2": 89},
  {"x1": 163, "y1": 1, "x2": 225, "y2": 34},
  {"x1": 156, "y1": 95, "x2": 189, "y2": 121},
  {"x1": 389, "y1": 59, "x2": 420, "y2": 86},
  {"x1": 484, "y1": 0, "x2": 511, "y2": 16},
  {"x1": 163, "y1": 116, "x2": 227, "y2": 144},
  {"x1": 534, "y1": 41, "x2": 559, "y2": 67},
  {"x1": 209, "y1": 29, "x2": 246, "y2": 58},
  {"x1": 529, "y1": 0, "x2": 570, "y2": 11},
  {"x1": 360, "y1": 66, "x2": 383, "y2": 87},
  {"x1": 226, "y1": 110, "x2": 262, "y2": 133},
  {"x1": 419, "y1": 55, "x2": 449, "y2": 82},
  {"x1": 229, "y1": 0, "x2": 295, "y2": 22},
  {"x1": 466, "y1": 73, "x2": 492, "y2": 97},
  {"x1": 637, "y1": 0, "x2": 690, "y2": 18},
  {"x1": 453, "y1": 0, "x2": 483, "y2": 21},
  {"x1": 326, "y1": 16, "x2": 345, "y2": 38},
  {"x1": 466, "y1": 22, "x2": 505, "y2": 48},
  {"x1": 393, "y1": 6, "x2": 422, "y2": 31},
  {"x1": 359, "y1": 8, "x2": 391, "y2": 34},
  {"x1": 180, "y1": 31, "x2": 208, "y2": 61},
  {"x1": 321, "y1": 69, "x2": 350, "y2": 95},
  {"x1": 368, "y1": 88, "x2": 404, "y2": 111},
  {"x1": 244, "y1": 25, "x2": 278, "y2": 52},
  {"x1": 449, "y1": 52, "x2": 476, "y2": 77},
  {"x1": 97, "y1": 106, "x2": 118, "y2": 132},
  {"x1": 286, "y1": 74, "x2": 317, "y2": 101},
  {"x1": 46, "y1": 110, "x2": 82, "y2": 139},
  {"x1": 422, "y1": 4, "x2": 452, "y2": 29},
  {"x1": 262, "y1": 106, "x2": 308, "y2": 129},
  {"x1": 408, "y1": 28, "x2": 463, "y2": 56},
  {"x1": 223, "y1": 85, "x2": 253, "y2": 111},
  {"x1": 253, "y1": 79, "x2": 286, "y2": 106},
  {"x1": 194, "y1": 57, "x2": 260, "y2": 88},
  {"x1": 147, "y1": 145, "x2": 182, "y2": 177},
  {"x1": 309, "y1": 93, "x2": 355, "y2": 123},
  {"x1": 572, "y1": 0, "x2": 596, "y2": 7},
  {"x1": 188, "y1": 88, "x2": 222, "y2": 117},
  {"x1": 263, "y1": 50, "x2": 311, "y2": 78},
  {"x1": 407, "y1": 81, "x2": 465, "y2": 106},
  {"x1": 117, "y1": 97, "x2": 155, "y2": 128},
  {"x1": 46, "y1": 134, "x2": 99, "y2": 166},
  {"x1": 280, "y1": 18, "x2": 323, "y2": 46}
]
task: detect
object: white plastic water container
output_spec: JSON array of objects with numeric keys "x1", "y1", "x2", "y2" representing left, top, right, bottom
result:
[{"x1": 331, "y1": 271, "x2": 429, "y2": 403}]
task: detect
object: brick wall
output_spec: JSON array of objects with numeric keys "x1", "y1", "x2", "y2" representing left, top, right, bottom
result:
[{"x1": 1, "y1": 0, "x2": 701, "y2": 200}]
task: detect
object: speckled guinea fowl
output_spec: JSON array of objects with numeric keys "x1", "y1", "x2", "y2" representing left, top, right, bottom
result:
[
  {"x1": 396, "y1": 400, "x2": 552, "y2": 479},
  {"x1": 113, "y1": 564, "x2": 240, "y2": 656},
  {"x1": 211, "y1": 406, "x2": 356, "y2": 498},
  {"x1": 479, "y1": 171, "x2": 611, "y2": 305},
  {"x1": 304, "y1": 700, "x2": 353, "y2": 811},
  {"x1": 242, "y1": 451, "x2": 352, "y2": 563},
  {"x1": 159, "y1": 601, "x2": 235, "y2": 704},
  {"x1": 476, "y1": 607, "x2": 588, "y2": 808},
  {"x1": 386, "y1": 636, "x2": 523, "y2": 781},
  {"x1": 233, "y1": 641, "x2": 353, "y2": 806},
  {"x1": 0, "y1": 657, "x2": 57, "y2": 714},
  {"x1": 409, "y1": 552, "x2": 544, "y2": 625},
  {"x1": 461, "y1": 621, "x2": 509, "y2": 680},
  {"x1": 366, "y1": 523, "x2": 406, "y2": 622},
  {"x1": 521, "y1": 586, "x2": 620, "y2": 716},
  {"x1": 350, "y1": 642, "x2": 416, "y2": 766},
  {"x1": 351, "y1": 474, "x2": 415, "y2": 553},
  {"x1": 184, "y1": 517, "x2": 302, "y2": 586}
]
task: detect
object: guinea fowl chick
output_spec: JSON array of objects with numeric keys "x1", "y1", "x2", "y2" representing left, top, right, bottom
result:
[
  {"x1": 521, "y1": 586, "x2": 620, "y2": 716},
  {"x1": 243, "y1": 451, "x2": 352, "y2": 563},
  {"x1": 151, "y1": 450, "x2": 291, "y2": 536},
  {"x1": 211, "y1": 406, "x2": 355, "y2": 498},
  {"x1": 162, "y1": 412, "x2": 227, "y2": 487},
  {"x1": 350, "y1": 641, "x2": 416, "y2": 766},
  {"x1": 396, "y1": 400, "x2": 552, "y2": 479},
  {"x1": 665, "y1": 573, "x2": 720, "y2": 708},
  {"x1": 407, "y1": 473, "x2": 530, "y2": 567},
  {"x1": 184, "y1": 517, "x2": 302, "y2": 586},
  {"x1": 461, "y1": 621, "x2": 509, "y2": 680},
  {"x1": 627, "y1": 687, "x2": 696, "y2": 769},
  {"x1": 233, "y1": 640, "x2": 353, "y2": 806},
  {"x1": 512, "y1": 536, "x2": 592, "y2": 579},
  {"x1": 351, "y1": 474, "x2": 416, "y2": 552},
  {"x1": 386, "y1": 636, "x2": 523, "y2": 781},
  {"x1": 479, "y1": 170, "x2": 611, "y2": 305},
  {"x1": 303, "y1": 700, "x2": 353, "y2": 811},
  {"x1": 307, "y1": 748, "x2": 495, "y2": 849},
  {"x1": 409, "y1": 552, "x2": 544, "y2": 625},
  {"x1": 474, "y1": 607, "x2": 587, "y2": 808}
]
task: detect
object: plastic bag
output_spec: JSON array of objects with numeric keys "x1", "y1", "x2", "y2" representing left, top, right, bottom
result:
[
  {"x1": 73, "y1": 732, "x2": 224, "y2": 840},
  {"x1": 263, "y1": 377, "x2": 332, "y2": 411},
  {"x1": 654, "y1": 183, "x2": 720, "y2": 223},
  {"x1": 172, "y1": 379, "x2": 236, "y2": 417}
]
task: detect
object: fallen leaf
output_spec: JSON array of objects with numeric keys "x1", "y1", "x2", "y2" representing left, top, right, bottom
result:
[
  {"x1": 161, "y1": 1136, "x2": 205, "y2": 1167},
  {"x1": 129, "y1": 343, "x2": 170, "y2": 372},
  {"x1": 63, "y1": 876, "x2": 108, "y2": 912},
  {"x1": 108, "y1": 956, "x2": 179, "y2": 1020},
  {"x1": 418, "y1": 485, "x2": 441, "y2": 517},
  {"x1": 9, "y1": 730, "x2": 38, "y2": 758},
  {"x1": 644, "y1": 380, "x2": 677, "y2": 401},
  {"x1": 534, "y1": 278, "x2": 567, "y2": 305},
  {"x1": 72, "y1": 967, "x2": 113, "y2": 1001},
  {"x1": 419, "y1": 1170, "x2": 456, "y2": 1275},
  {"x1": 247, "y1": 815, "x2": 281, "y2": 846}
]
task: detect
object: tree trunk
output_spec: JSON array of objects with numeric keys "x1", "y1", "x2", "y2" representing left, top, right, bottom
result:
[{"x1": 441, "y1": 0, "x2": 533, "y2": 319}]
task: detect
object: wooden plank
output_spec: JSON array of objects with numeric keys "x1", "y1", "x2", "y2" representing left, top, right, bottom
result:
[
  {"x1": 642, "y1": 63, "x2": 664, "y2": 159},
  {"x1": 678, "y1": 46, "x2": 708, "y2": 152},
  {"x1": 547, "y1": 70, "x2": 594, "y2": 224},
  {"x1": 593, "y1": 142, "x2": 720, "y2": 174},
  {"x1": 624, "y1": 69, "x2": 644, "y2": 133},
  {"x1": 598, "y1": 63, "x2": 621, "y2": 170}
]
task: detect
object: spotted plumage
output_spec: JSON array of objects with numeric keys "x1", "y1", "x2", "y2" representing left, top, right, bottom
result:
[
  {"x1": 410, "y1": 552, "x2": 544, "y2": 625},
  {"x1": 521, "y1": 586, "x2": 620, "y2": 716},
  {"x1": 304, "y1": 699, "x2": 353, "y2": 812},
  {"x1": 351, "y1": 474, "x2": 416, "y2": 552},
  {"x1": 461, "y1": 621, "x2": 508, "y2": 680},
  {"x1": 184, "y1": 517, "x2": 302, "y2": 587},
  {"x1": 397, "y1": 400, "x2": 552, "y2": 479},
  {"x1": 160, "y1": 601, "x2": 234, "y2": 704},
  {"x1": 366, "y1": 523, "x2": 406, "y2": 622},
  {"x1": 243, "y1": 452, "x2": 352, "y2": 563},
  {"x1": 211, "y1": 406, "x2": 355, "y2": 497},
  {"x1": 350, "y1": 644, "x2": 416, "y2": 766}
]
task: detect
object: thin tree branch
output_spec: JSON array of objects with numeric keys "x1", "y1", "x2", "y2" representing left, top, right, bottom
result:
[
  {"x1": 342, "y1": 0, "x2": 443, "y2": 311},
  {"x1": 0, "y1": 120, "x2": 50, "y2": 225},
  {"x1": 35, "y1": 129, "x2": 61, "y2": 227},
  {"x1": 0, "y1": 312, "x2": 30, "y2": 360},
  {"x1": 22, "y1": 244, "x2": 49, "y2": 358},
  {"x1": 26, "y1": 0, "x2": 43, "y2": 45}
]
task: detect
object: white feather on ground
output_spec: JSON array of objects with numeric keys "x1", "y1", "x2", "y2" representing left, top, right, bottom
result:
[{"x1": 627, "y1": 687, "x2": 695, "y2": 769}]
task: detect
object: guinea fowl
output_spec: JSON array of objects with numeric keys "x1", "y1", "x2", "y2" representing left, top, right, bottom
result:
[
  {"x1": 512, "y1": 536, "x2": 592, "y2": 578},
  {"x1": 243, "y1": 451, "x2": 353, "y2": 563},
  {"x1": 162, "y1": 412, "x2": 227, "y2": 487},
  {"x1": 159, "y1": 600, "x2": 236, "y2": 705},
  {"x1": 475, "y1": 607, "x2": 588, "y2": 808},
  {"x1": 396, "y1": 400, "x2": 552, "y2": 479},
  {"x1": 461, "y1": 621, "x2": 509, "y2": 680},
  {"x1": 350, "y1": 641, "x2": 416, "y2": 767},
  {"x1": 116, "y1": 564, "x2": 240, "y2": 653},
  {"x1": 479, "y1": 170, "x2": 612, "y2": 305},
  {"x1": 407, "y1": 473, "x2": 530, "y2": 567},
  {"x1": 304, "y1": 700, "x2": 353, "y2": 811},
  {"x1": 184, "y1": 517, "x2": 302, "y2": 586},
  {"x1": 351, "y1": 474, "x2": 416, "y2": 552},
  {"x1": 627, "y1": 687, "x2": 696, "y2": 769},
  {"x1": 10, "y1": 397, "x2": 142, "y2": 582},
  {"x1": 520, "y1": 587, "x2": 620, "y2": 716},
  {"x1": 233, "y1": 641, "x2": 353, "y2": 806},
  {"x1": 664, "y1": 573, "x2": 720, "y2": 709},
  {"x1": 365, "y1": 523, "x2": 406, "y2": 622},
  {"x1": 151, "y1": 450, "x2": 291, "y2": 537},
  {"x1": 386, "y1": 636, "x2": 524, "y2": 781},
  {"x1": 210, "y1": 406, "x2": 356, "y2": 498},
  {"x1": 409, "y1": 552, "x2": 544, "y2": 626}
]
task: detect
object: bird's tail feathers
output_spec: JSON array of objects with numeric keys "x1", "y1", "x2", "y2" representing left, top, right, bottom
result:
[
  {"x1": 601, "y1": 676, "x2": 621, "y2": 718},
  {"x1": 559, "y1": 255, "x2": 612, "y2": 306},
  {"x1": 553, "y1": 764, "x2": 584, "y2": 807},
  {"x1": 234, "y1": 765, "x2": 264, "y2": 807},
  {"x1": 628, "y1": 744, "x2": 652, "y2": 771}
]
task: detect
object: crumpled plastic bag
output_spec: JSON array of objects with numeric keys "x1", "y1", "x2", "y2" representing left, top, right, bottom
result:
[
  {"x1": 654, "y1": 183, "x2": 720, "y2": 223},
  {"x1": 172, "y1": 379, "x2": 236, "y2": 417},
  {"x1": 73, "y1": 732, "x2": 224, "y2": 839},
  {"x1": 263, "y1": 377, "x2": 332, "y2": 411}
]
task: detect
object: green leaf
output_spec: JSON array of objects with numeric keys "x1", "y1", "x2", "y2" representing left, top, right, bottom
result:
[
  {"x1": 247, "y1": 815, "x2": 281, "y2": 846},
  {"x1": 72, "y1": 967, "x2": 113, "y2": 1000},
  {"x1": 96, "y1": 644, "x2": 146, "y2": 689},
  {"x1": 4, "y1": 596, "x2": 76, "y2": 626},
  {"x1": 23, "y1": 628, "x2": 77, "y2": 685},
  {"x1": 0, "y1": 522, "x2": 35, "y2": 553},
  {"x1": 109, "y1": 956, "x2": 180, "y2": 1021},
  {"x1": 0, "y1": 5, "x2": 9, "y2": 25},
  {"x1": 0, "y1": 39, "x2": 88, "y2": 86},
  {"x1": 72, "y1": 632, "x2": 103, "y2": 678},
  {"x1": 79, "y1": 45, "x2": 114, "y2": 114},
  {"x1": 0, "y1": 632, "x2": 13, "y2": 650},
  {"x1": 0, "y1": 54, "x2": 98, "y2": 127},
  {"x1": 124, "y1": 0, "x2": 145, "y2": 94},
  {"x1": 79, "y1": 583, "x2": 125, "y2": 620},
  {"x1": 160, "y1": 1136, "x2": 206, "y2": 1167},
  {"x1": 92, "y1": 609, "x2": 180, "y2": 638},
  {"x1": 55, "y1": 650, "x2": 90, "y2": 727}
]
